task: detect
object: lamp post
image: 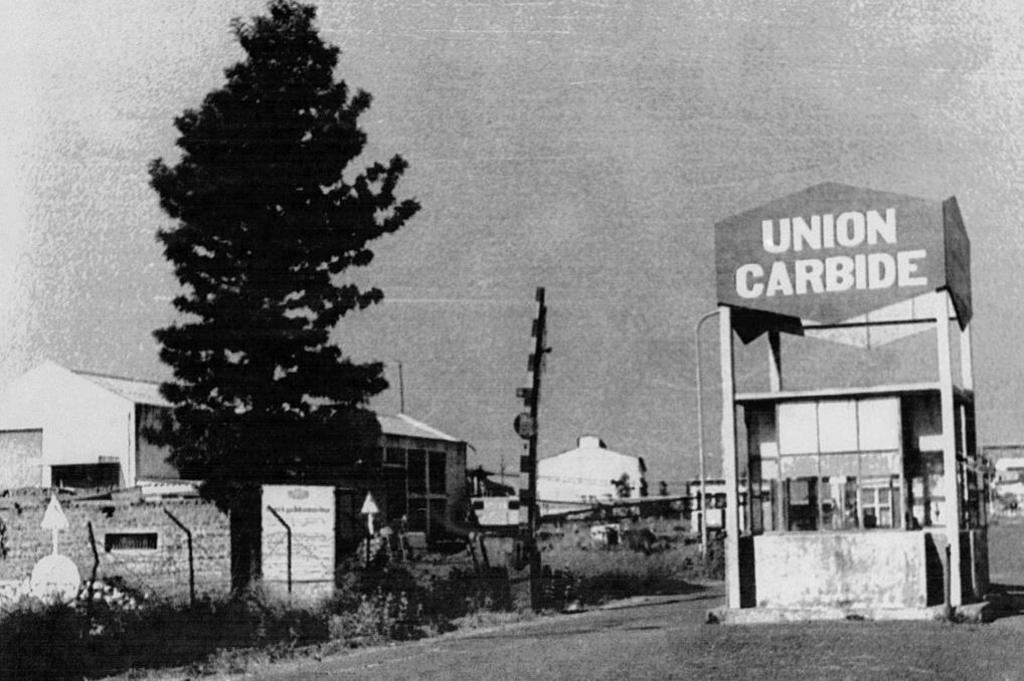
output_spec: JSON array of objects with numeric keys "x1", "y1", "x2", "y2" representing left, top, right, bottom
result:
[{"x1": 695, "y1": 309, "x2": 719, "y2": 557}]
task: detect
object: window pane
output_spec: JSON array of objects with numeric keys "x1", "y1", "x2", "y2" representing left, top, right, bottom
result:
[
  {"x1": 858, "y1": 398, "x2": 900, "y2": 450},
  {"x1": 779, "y1": 402, "x2": 819, "y2": 454},
  {"x1": 785, "y1": 478, "x2": 818, "y2": 531},
  {"x1": 408, "y1": 449, "x2": 426, "y2": 493},
  {"x1": 780, "y1": 454, "x2": 818, "y2": 478},
  {"x1": 861, "y1": 451, "x2": 900, "y2": 476},
  {"x1": 817, "y1": 400, "x2": 858, "y2": 453},
  {"x1": 428, "y1": 451, "x2": 446, "y2": 493},
  {"x1": 860, "y1": 477, "x2": 899, "y2": 529},
  {"x1": 429, "y1": 499, "x2": 447, "y2": 536},
  {"x1": 384, "y1": 447, "x2": 406, "y2": 467},
  {"x1": 407, "y1": 498, "x2": 427, "y2": 532},
  {"x1": 819, "y1": 453, "x2": 859, "y2": 477},
  {"x1": 758, "y1": 457, "x2": 781, "y2": 481}
]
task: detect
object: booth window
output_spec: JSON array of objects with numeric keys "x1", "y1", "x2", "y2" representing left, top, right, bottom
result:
[{"x1": 774, "y1": 397, "x2": 903, "y2": 532}]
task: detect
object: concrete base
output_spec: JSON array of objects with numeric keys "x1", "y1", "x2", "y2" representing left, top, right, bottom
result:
[
  {"x1": 706, "y1": 604, "x2": 960, "y2": 625},
  {"x1": 954, "y1": 600, "x2": 996, "y2": 623}
]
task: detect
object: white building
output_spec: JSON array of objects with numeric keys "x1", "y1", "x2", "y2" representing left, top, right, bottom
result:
[
  {"x1": 537, "y1": 435, "x2": 645, "y2": 515},
  {"x1": 0, "y1": 360, "x2": 177, "y2": 490}
]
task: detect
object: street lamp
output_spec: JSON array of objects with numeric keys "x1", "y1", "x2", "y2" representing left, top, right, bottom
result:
[{"x1": 695, "y1": 309, "x2": 719, "y2": 557}]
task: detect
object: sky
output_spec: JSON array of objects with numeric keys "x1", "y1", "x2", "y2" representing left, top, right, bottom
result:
[{"x1": 4, "y1": 0, "x2": 1024, "y2": 489}]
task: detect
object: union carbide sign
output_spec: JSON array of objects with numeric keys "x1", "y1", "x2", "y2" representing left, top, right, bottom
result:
[{"x1": 714, "y1": 183, "x2": 971, "y2": 328}]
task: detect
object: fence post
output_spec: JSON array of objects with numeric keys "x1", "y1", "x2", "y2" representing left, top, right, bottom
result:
[
  {"x1": 86, "y1": 522, "x2": 100, "y2": 615},
  {"x1": 266, "y1": 506, "x2": 292, "y2": 595},
  {"x1": 163, "y1": 509, "x2": 195, "y2": 606}
]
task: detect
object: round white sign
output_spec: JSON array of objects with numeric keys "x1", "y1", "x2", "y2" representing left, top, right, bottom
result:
[{"x1": 30, "y1": 554, "x2": 81, "y2": 603}]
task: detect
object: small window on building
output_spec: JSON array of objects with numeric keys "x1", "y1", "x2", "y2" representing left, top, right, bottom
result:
[
  {"x1": 104, "y1": 532, "x2": 158, "y2": 551},
  {"x1": 52, "y1": 463, "x2": 120, "y2": 490},
  {"x1": 384, "y1": 447, "x2": 406, "y2": 468}
]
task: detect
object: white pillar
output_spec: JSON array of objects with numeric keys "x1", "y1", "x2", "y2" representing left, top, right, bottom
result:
[
  {"x1": 719, "y1": 306, "x2": 741, "y2": 608},
  {"x1": 936, "y1": 291, "x2": 963, "y2": 606},
  {"x1": 960, "y1": 321, "x2": 974, "y2": 391}
]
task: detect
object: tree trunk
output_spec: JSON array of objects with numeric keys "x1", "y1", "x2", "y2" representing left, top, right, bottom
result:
[{"x1": 229, "y1": 487, "x2": 263, "y2": 591}]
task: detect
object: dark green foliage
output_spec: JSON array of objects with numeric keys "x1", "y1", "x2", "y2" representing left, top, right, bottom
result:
[
  {"x1": 0, "y1": 590, "x2": 328, "y2": 680},
  {"x1": 0, "y1": 569, "x2": 511, "y2": 679},
  {"x1": 148, "y1": 1, "x2": 418, "y2": 514}
]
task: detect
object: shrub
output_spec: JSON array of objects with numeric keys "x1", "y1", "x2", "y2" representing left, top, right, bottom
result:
[
  {"x1": 0, "y1": 586, "x2": 330, "y2": 680},
  {"x1": 327, "y1": 563, "x2": 513, "y2": 640},
  {"x1": 701, "y1": 536, "x2": 725, "y2": 581}
]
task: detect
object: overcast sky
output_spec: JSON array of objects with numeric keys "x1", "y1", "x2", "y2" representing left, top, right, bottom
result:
[{"x1": 4, "y1": 1, "x2": 1024, "y2": 486}]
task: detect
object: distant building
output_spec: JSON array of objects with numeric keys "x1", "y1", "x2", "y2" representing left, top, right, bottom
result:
[
  {"x1": 685, "y1": 478, "x2": 752, "y2": 533},
  {"x1": 982, "y1": 445, "x2": 1024, "y2": 515},
  {"x1": 374, "y1": 413, "x2": 468, "y2": 538},
  {"x1": 467, "y1": 466, "x2": 517, "y2": 527},
  {"x1": 537, "y1": 435, "x2": 646, "y2": 515},
  {"x1": 0, "y1": 361, "x2": 469, "y2": 540}
]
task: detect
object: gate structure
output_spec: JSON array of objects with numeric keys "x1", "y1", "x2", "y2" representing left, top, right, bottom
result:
[{"x1": 711, "y1": 183, "x2": 987, "y2": 621}]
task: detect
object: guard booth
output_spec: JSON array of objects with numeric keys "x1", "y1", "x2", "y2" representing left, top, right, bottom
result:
[{"x1": 712, "y1": 183, "x2": 987, "y2": 620}]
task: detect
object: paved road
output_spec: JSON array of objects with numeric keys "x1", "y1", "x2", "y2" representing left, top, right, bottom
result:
[
  {"x1": 251, "y1": 582, "x2": 1024, "y2": 681},
  {"x1": 255, "y1": 589, "x2": 724, "y2": 681}
]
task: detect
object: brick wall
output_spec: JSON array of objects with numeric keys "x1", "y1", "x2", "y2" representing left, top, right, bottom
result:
[{"x1": 0, "y1": 495, "x2": 230, "y2": 599}]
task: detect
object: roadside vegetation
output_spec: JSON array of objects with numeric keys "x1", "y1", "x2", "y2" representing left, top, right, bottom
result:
[
  {"x1": 0, "y1": 565, "x2": 502, "y2": 680},
  {"x1": 0, "y1": 524, "x2": 716, "y2": 680}
]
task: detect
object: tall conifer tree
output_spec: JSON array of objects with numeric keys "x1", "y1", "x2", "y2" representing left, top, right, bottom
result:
[{"x1": 149, "y1": 0, "x2": 418, "y2": 587}]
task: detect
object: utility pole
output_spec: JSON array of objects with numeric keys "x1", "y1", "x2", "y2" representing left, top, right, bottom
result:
[
  {"x1": 512, "y1": 287, "x2": 549, "y2": 610},
  {"x1": 397, "y1": 361, "x2": 405, "y2": 413}
]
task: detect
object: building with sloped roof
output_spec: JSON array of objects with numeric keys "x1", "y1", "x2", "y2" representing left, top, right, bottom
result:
[
  {"x1": 0, "y1": 361, "x2": 175, "y2": 490},
  {"x1": 0, "y1": 362, "x2": 469, "y2": 538}
]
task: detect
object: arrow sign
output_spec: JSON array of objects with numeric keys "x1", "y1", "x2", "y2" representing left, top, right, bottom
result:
[
  {"x1": 41, "y1": 495, "x2": 69, "y2": 555},
  {"x1": 361, "y1": 492, "x2": 379, "y2": 535},
  {"x1": 360, "y1": 492, "x2": 379, "y2": 515}
]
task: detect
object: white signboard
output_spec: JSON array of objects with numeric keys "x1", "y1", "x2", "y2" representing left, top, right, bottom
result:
[{"x1": 261, "y1": 485, "x2": 335, "y2": 584}]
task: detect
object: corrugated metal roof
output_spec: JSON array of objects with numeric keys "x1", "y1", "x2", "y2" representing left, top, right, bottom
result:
[
  {"x1": 378, "y1": 413, "x2": 461, "y2": 442},
  {"x1": 73, "y1": 371, "x2": 171, "y2": 407},
  {"x1": 68, "y1": 370, "x2": 459, "y2": 443}
]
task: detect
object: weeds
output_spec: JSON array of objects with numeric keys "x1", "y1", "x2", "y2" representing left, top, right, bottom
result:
[
  {"x1": 0, "y1": 565, "x2": 515, "y2": 680},
  {"x1": 0, "y1": 525, "x2": 715, "y2": 679}
]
